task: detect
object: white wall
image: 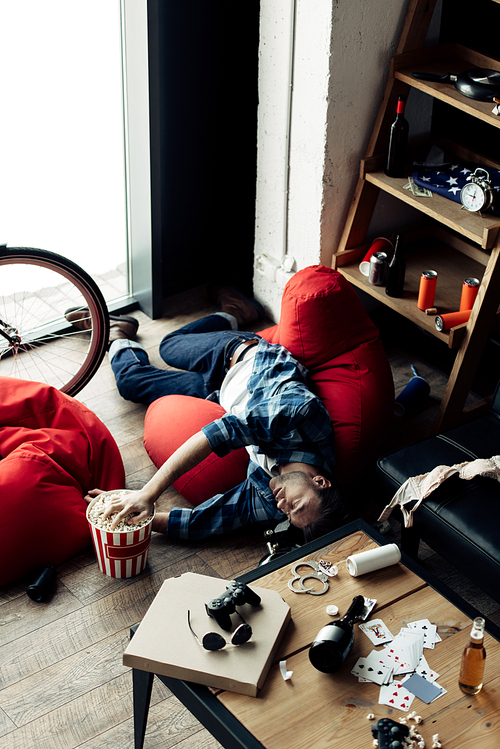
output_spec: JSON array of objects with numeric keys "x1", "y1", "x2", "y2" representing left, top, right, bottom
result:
[{"x1": 253, "y1": 0, "x2": 437, "y2": 321}]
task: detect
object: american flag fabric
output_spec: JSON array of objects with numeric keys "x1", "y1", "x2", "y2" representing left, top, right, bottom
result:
[{"x1": 412, "y1": 162, "x2": 500, "y2": 214}]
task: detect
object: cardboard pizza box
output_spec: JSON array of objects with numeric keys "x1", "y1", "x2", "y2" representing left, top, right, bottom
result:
[{"x1": 123, "y1": 572, "x2": 291, "y2": 697}]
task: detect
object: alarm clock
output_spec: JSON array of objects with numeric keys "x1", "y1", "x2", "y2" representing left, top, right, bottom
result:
[{"x1": 460, "y1": 167, "x2": 494, "y2": 213}]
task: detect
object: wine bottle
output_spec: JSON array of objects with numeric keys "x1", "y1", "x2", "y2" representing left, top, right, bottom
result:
[
  {"x1": 26, "y1": 566, "x2": 57, "y2": 602},
  {"x1": 385, "y1": 234, "x2": 406, "y2": 297},
  {"x1": 385, "y1": 95, "x2": 409, "y2": 178},
  {"x1": 459, "y1": 617, "x2": 486, "y2": 695},
  {"x1": 309, "y1": 595, "x2": 366, "y2": 673}
]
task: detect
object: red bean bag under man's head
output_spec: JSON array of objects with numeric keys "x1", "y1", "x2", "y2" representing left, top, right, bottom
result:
[
  {"x1": 144, "y1": 265, "x2": 394, "y2": 505},
  {"x1": 0, "y1": 377, "x2": 125, "y2": 586}
]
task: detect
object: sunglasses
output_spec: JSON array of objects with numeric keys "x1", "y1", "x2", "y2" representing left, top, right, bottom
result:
[{"x1": 187, "y1": 609, "x2": 252, "y2": 651}]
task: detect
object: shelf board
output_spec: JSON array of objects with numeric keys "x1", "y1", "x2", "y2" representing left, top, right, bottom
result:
[
  {"x1": 338, "y1": 231, "x2": 490, "y2": 348},
  {"x1": 392, "y1": 43, "x2": 500, "y2": 128},
  {"x1": 363, "y1": 163, "x2": 500, "y2": 250}
]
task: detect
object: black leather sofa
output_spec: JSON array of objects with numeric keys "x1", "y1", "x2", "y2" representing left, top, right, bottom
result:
[{"x1": 376, "y1": 380, "x2": 500, "y2": 602}]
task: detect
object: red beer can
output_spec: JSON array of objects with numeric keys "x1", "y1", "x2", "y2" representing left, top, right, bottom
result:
[
  {"x1": 459, "y1": 278, "x2": 480, "y2": 311},
  {"x1": 435, "y1": 309, "x2": 471, "y2": 332},
  {"x1": 417, "y1": 270, "x2": 438, "y2": 311},
  {"x1": 359, "y1": 237, "x2": 393, "y2": 276}
]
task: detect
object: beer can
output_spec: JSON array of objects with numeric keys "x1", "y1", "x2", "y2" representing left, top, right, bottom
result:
[
  {"x1": 369, "y1": 252, "x2": 388, "y2": 286},
  {"x1": 417, "y1": 270, "x2": 437, "y2": 311},
  {"x1": 435, "y1": 309, "x2": 471, "y2": 332},
  {"x1": 459, "y1": 278, "x2": 480, "y2": 311},
  {"x1": 359, "y1": 237, "x2": 393, "y2": 276}
]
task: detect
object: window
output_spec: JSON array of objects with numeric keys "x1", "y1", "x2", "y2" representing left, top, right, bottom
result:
[{"x1": 0, "y1": 1, "x2": 130, "y2": 305}]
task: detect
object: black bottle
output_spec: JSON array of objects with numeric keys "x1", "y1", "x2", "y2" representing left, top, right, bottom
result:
[
  {"x1": 385, "y1": 234, "x2": 406, "y2": 297},
  {"x1": 309, "y1": 595, "x2": 366, "y2": 673},
  {"x1": 385, "y1": 95, "x2": 409, "y2": 178},
  {"x1": 27, "y1": 566, "x2": 57, "y2": 602}
]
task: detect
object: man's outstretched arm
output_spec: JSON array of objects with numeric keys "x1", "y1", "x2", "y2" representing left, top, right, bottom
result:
[{"x1": 101, "y1": 431, "x2": 212, "y2": 530}]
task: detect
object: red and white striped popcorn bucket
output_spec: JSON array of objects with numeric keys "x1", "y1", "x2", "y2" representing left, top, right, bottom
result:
[{"x1": 86, "y1": 491, "x2": 154, "y2": 578}]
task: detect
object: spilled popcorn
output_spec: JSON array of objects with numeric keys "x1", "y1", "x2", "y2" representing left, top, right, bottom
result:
[
  {"x1": 87, "y1": 493, "x2": 153, "y2": 532},
  {"x1": 367, "y1": 714, "x2": 443, "y2": 749}
]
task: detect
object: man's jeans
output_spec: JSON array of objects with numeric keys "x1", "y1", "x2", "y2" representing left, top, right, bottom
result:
[{"x1": 110, "y1": 314, "x2": 260, "y2": 406}]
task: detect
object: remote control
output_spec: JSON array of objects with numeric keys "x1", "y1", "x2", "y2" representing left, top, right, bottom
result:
[{"x1": 205, "y1": 581, "x2": 261, "y2": 630}]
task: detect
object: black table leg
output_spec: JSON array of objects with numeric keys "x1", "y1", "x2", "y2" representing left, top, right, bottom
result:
[{"x1": 132, "y1": 668, "x2": 154, "y2": 749}]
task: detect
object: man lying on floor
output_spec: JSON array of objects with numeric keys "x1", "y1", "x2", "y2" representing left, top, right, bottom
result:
[{"x1": 78, "y1": 286, "x2": 348, "y2": 543}]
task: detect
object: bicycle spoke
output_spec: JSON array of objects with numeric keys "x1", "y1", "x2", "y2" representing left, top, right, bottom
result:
[{"x1": 0, "y1": 247, "x2": 109, "y2": 395}]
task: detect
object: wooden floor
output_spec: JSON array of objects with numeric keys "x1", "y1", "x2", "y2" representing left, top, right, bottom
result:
[{"x1": 0, "y1": 286, "x2": 498, "y2": 749}]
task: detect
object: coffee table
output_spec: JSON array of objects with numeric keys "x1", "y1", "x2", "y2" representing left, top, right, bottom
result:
[{"x1": 130, "y1": 519, "x2": 500, "y2": 749}]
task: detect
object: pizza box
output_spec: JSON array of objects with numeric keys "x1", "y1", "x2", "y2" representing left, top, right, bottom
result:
[{"x1": 123, "y1": 572, "x2": 291, "y2": 696}]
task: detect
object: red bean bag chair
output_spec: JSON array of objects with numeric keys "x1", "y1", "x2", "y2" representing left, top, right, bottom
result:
[
  {"x1": 0, "y1": 377, "x2": 125, "y2": 586},
  {"x1": 144, "y1": 265, "x2": 394, "y2": 504}
]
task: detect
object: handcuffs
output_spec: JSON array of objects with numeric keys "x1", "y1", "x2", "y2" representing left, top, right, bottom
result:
[{"x1": 288, "y1": 559, "x2": 338, "y2": 595}]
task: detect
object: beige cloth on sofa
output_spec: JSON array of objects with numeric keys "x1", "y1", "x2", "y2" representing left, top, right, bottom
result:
[{"x1": 378, "y1": 455, "x2": 500, "y2": 528}]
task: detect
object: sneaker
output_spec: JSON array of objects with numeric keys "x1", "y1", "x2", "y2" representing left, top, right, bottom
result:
[
  {"x1": 208, "y1": 285, "x2": 265, "y2": 328},
  {"x1": 65, "y1": 307, "x2": 139, "y2": 344}
]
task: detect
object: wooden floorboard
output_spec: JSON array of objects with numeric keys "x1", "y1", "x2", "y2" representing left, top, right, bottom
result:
[{"x1": 0, "y1": 288, "x2": 497, "y2": 748}]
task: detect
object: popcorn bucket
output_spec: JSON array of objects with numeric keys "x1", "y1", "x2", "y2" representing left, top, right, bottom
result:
[{"x1": 86, "y1": 491, "x2": 154, "y2": 578}]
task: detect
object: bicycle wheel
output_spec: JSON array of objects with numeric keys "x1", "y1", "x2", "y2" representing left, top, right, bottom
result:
[{"x1": 0, "y1": 246, "x2": 109, "y2": 397}]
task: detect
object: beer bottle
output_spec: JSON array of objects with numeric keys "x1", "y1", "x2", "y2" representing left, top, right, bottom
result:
[
  {"x1": 385, "y1": 234, "x2": 406, "y2": 297},
  {"x1": 459, "y1": 617, "x2": 486, "y2": 695}
]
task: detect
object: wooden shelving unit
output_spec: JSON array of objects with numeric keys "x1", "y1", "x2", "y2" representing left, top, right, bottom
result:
[
  {"x1": 339, "y1": 227, "x2": 497, "y2": 350},
  {"x1": 333, "y1": 0, "x2": 500, "y2": 432},
  {"x1": 393, "y1": 43, "x2": 500, "y2": 130}
]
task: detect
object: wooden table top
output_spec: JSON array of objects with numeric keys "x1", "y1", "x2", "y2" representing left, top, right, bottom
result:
[{"x1": 217, "y1": 530, "x2": 500, "y2": 749}]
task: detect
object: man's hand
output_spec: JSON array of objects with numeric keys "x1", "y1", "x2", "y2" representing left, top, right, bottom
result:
[
  {"x1": 84, "y1": 431, "x2": 212, "y2": 533},
  {"x1": 84, "y1": 488, "x2": 105, "y2": 505},
  {"x1": 85, "y1": 488, "x2": 169, "y2": 533},
  {"x1": 101, "y1": 489, "x2": 156, "y2": 531}
]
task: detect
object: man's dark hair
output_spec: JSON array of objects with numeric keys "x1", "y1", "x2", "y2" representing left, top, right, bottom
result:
[{"x1": 303, "y1": 483, "x2": 350, "y2": 542}]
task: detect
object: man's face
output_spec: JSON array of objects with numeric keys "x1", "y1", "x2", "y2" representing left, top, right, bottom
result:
[{"x1": 269, "y1": 471, "x2": 322, "y2": 529}]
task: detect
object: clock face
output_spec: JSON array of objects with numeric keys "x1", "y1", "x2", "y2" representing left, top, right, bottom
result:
[{"x1": 461, "y1": 182, "x2": 487, "y2": 212}]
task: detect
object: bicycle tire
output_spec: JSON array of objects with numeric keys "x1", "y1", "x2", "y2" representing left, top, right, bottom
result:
[{"x1": 0, "y1": 246, "x2": 109, "y2": 397}]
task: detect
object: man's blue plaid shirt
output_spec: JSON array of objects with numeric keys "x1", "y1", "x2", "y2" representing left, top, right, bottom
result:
[{"x1": 166, "y1": 338, "x2": 336, "y2": 540}]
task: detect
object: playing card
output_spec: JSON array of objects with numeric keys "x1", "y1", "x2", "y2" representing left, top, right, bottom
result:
[
  {"x1": 379, "y1": 680, "x2": 415, "y2": 712},
  {"x1": 393, "y1": 659, "x2": 415, "y2": 676},
  {"x1": 402, "y1": 673, "x2": 445, "y2": 703},
  {"x1": 430, "y1": 681, "x2": 447, "y2": 702},
  {"x1": 359, "y1": 618, "x2": 394, "y2": 646},
  {"x1": 399, "y1": 629, "x2": 425, "y2": 664},
  {"x1": 377, "y1": 648, "x2": 411, "y2": 676},
  {"x1": 351, "y1": 655, "x2": 369, "y2": 679},
  {"x1": 399, "y1": 628, "x2": 425, "y2": 649},
  {"x1": 416, "y1": 655, "x2": 439, "y2": 682},
  {"x1": 351, "y1": 653, "x2": 393, "y2": 685},
  {"x1": 407, "y1": 619, "x2": 438, "y2": 649},
  {"x1": 383, "y1": 630, "x2": 423, "y2": 671}
]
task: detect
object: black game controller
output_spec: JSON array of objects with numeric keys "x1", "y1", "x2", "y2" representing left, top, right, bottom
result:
[
  {"x1": 371, "y1": 718, "x2": 410, "y2": 749},
  {"x1": 205, "y1": 581, "x2": 261, "y2": 630}
]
